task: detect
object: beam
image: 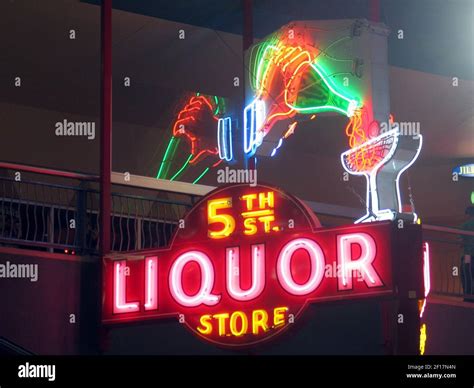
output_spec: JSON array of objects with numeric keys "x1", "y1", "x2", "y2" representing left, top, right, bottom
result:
[{"x1": 99, "y1": 0, "x2": 113, "y2": 355}]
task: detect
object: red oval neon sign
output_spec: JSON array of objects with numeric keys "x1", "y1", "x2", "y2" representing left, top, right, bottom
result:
[{"x1": 103, "y1": 184, "x2": 393, "y2": 347}]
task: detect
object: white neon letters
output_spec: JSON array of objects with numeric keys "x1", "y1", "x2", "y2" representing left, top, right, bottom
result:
[
  {"x1": 277, "y1": 238, "x2": 325, "y2": 295},
  {"x1": 169, "y1": 251, "x2": 221, "y2": 307},
  {"x1": 144, "y1": 256, "x2": 158, "y2": 311},
  {"x1": 114, "y1": 260, "x2": 140, "y2": 313},
  {"x1": 112, "y1": 233, "x2": 383, "y2": 314},
  {"x1": 226, "y1": 244, "x2": 265, "y2": 301},
  {"x1": 337, "y1": 233, "x2": 382, "y2": 290}
]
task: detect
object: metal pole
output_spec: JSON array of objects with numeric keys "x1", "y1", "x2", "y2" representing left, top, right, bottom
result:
[
  {"x1": 242, "y1": 0, "x2": 255, "y2": 170},
  {"x1": 369, "y1": 0, "x2": 380, "y2": 22},
  {"x1": 98, "y1": 0, "x2": 112, "y2": 353},
  {"x1": 100, "y1": 0, "x2": 112, "y2": 261},
  {"x1": 242, "y1": 0, "x2": 253, "y2": 51}
]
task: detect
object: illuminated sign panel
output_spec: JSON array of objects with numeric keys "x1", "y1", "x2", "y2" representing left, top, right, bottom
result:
[
  {"x1": 453, "y1": 163, "x2": 474, "y2": 178},
  {"x1": 103, "y1": 184, "x2": 395, "y2": 347}
]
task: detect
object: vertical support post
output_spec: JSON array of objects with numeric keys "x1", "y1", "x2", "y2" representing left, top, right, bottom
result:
[
  {"x1": 242, "y1": 0, "x2": 255, "y2": 170},
  {"x1": 136, "y1": 217, "x2": 142, "y2": 250},
  {"x1": 242, "y1": 0, "x2": 253, "y2": 51},
  {"x1": 100, "y1": 0, "x2": 112, "y2": 259},
  {"x1": 76, "y1": 184, "x2": 87, "y2": 254},
  {"x1": 98, "y1": 0, "x2": 112, "y2": 354},
  {"x1": 48, "y1": 207, "x2": 54, "y2": 253},
  {"x1": 369, "y1": 0, "x2": 380, "y2": 22}
]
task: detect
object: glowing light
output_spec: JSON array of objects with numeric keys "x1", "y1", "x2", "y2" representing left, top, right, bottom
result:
[
  {"x1": 243, "y1": 218, "x2": 257, "y2": 235},
  {"x1": 197, "y1": 314, "x2": 213, "y2": 335},
  {"x1": 170, "y1": 154, "x2": 193, "y2": 181},
  {"x1": 217, "y1": 117, "x2": 233, "y2": 162},
  {"x1": 229, "y1": 311, "x2": 248, "y2": 337},
  {"x1": 283, "y1": 121, "x2": 298, "y2": 138},
  {"x1": 245, "y1": 29, "x2": 422, "y2": 226},
  {"x1": 171, "y1": 96, "x2": 213, "y2": 154},
  {"x1": 144, "y1": 256, "x2": 158, "y2": 311},
  {"x1": 242, "y1": 193, "x2": 257, "y2": 209},
  {"x1": 196, "y1": 307, "x2": 288, "y2": 338},
  {"x1": 192, "y1": 167, "x2": 210, "y2": 184},
  {"x1": 341, "y1": 127, "x2": 399, "y2": 175},
  {"x1": 259, "y1": 215, "x2": 276, "y2": 233},
  {"x1": 453, "y1": 163, "x2": 474, "y2": 178},
  {"x1": 395, "y1": 134, "x2": 423, "y2": 216},
  {"x1": 157, "y1": 93, "x2": 225, "y2": 182},
  {"x1": 156, "y1": 136, "x2": 180, "y2": 179},
  {"x1": 103, "y1": 184, "x2": 398, "y2": 347},
  {"x1": 287, "y1": 63, "x2": 358, "y2": 117},
  {"x1": 420, "y1": 242, "x2": 431, "y2": 318},
  {"x1": 207, "y1": 197, "x2": 235, "y2": 239},
  {"x1": 114, "y1": 261, "x2": 140, "y2": 313},
  {"x1": 270, "y1": 138, "x2": 283, "y2": 157},
  {"x1": 345, "y1": 109, "x2": 369, "y2": 152},
  {"x1": 271, "y1": 122, "x2": 298, "y2": 157},
  {"x1": 244, "y1": 99, "x2": 266, "y2": 156},
  {"x1": 226, "y1": 245, "x2": 265, "y2": 301},
  {"x1": 169, "y1": 251, "x2": 220, "y2": 307},
  {"x1": 337, "y1": 233, "x2": 382, "y2": 290},
  {"x1": 259, "y1": 191, "x2": 274, "y2": 208},
  {"x1": 245, "y1": 34, "x2": 360, "y2": 157},
  {"x1": 213, "y1": 96, "x2": 220, "y2": 115},
  {"x1": 341, "y1": 128, "x2": 400, "y2": 223},
  {"x1": 241, "y1": 191, "x2": 277, "y2": 235},
  {"x1": 341, "y1": 123, "x2": 423, "y2": 223},
  {"x1": 419, "y1": 324, "x2": 427, "y2": 355},
  {"x1": 213, "y1": 313, "x2": 229, "y2": 336},
  {"x1": 252, "y1": 309, "x2": 269, "y2": 334},
  {"x1": 273, "y1": 306, "x2": 288, "y2": 327},
  {"x1": 277, "y1": 238, "x2": 325, "y2": 295},
  {"x1": 423, "y1": 242, "x2": 431, "y2": 298}
]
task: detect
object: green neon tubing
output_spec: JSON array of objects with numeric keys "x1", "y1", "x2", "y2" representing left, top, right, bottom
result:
[
  {"x1": 192, "y1": 167, "x2": 210, "y2": 184},
  {"x1": 213, "y1": 96, "x2": 220, "y2": 115},
  {"x1": 287, "y1": 63, "x2": 359, "y2": 117},
  {"x1": 170, "y1": 154, "x2": 193, "y2": 181},
  {"x1": 156, "y1": 136, "x2": 180, "y2": 179}
]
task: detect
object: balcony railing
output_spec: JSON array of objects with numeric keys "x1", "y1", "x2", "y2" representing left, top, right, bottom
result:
[{"x1": 0, "y1": 163, "x2": 197, "y2": 254}]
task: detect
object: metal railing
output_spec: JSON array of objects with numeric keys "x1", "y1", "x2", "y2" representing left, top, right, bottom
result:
[
  {"x1": 422, "y1": 226, "x2": 474, "y2": 299},
  {"x1": 0, "y1": 164, "x2": 194, "y2": 254}
]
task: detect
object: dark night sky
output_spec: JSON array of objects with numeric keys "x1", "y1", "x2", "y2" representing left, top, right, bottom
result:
[{"x1": 84, "y1": 0, "x2": 474, "y2": 80}]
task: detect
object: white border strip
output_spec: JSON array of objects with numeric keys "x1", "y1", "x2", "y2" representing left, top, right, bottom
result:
[{"x1": 111, "y1": 172, "x2": 214, "y2": 196}]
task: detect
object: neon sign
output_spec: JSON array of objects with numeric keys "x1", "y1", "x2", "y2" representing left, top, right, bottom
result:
[
  {"x1": 453, "y1": 163, "x2": 474, "y2": 178},
  {"x1": 156, "y1": 93, "x2": 229, "y2": 184},
  {"x1": 243, "y1": 23, "x2": 423, "y2": 224},
  {"x1": 244, "y1": 31, "x2": 360, "y2": 158},
  {"x1": 419, "y1": 242, "x2": 431, "y2": 318},
  {"x1": 103, "y1": 184, "x2": 402, "y2": 347}
]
